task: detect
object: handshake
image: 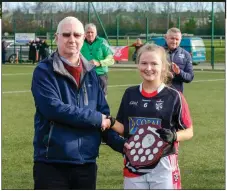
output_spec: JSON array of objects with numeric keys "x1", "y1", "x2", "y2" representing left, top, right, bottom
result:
[{"x1": 101, "y1": 114, "x2": 116, "y2": 131}]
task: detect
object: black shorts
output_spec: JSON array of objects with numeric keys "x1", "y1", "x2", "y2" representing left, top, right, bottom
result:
[{"x1": 98, "y1": 74, "x2": 108, "y2": 96}]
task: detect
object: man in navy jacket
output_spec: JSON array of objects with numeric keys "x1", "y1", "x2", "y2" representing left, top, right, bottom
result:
[
  {"x1": 164, "y1": 27, "x2": 194, "y2": 93},
  {"x1": 31, "y1": 16, "x2": 125, "y2": 190}
]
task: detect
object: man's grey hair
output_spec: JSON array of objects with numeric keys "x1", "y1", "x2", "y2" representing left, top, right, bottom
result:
[
  {"x1": 166, "y1": 27, "x2": 181, "y2": 35},
  {"x1": 56, "y1": 16, "x2": 83, "y2": 33},
  {"x1": 85, "y1": 23, "x2": 97, "y2": 32}
]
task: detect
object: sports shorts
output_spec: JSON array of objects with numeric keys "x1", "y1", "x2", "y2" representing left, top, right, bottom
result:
[{"x1": 124, "y1": 154, "x2": 181, "y2": 189}]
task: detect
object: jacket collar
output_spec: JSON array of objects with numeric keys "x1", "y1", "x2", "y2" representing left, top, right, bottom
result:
[{"x1": 48, "y1": 51, "x2": 95, "y2": 75}]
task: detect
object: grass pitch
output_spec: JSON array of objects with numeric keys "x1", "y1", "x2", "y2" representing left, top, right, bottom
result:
[{"x1": 2, "y1": 65, "x2": 225, "y2": 189}]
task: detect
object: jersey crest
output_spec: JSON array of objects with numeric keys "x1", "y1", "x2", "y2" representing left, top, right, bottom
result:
[{"x1": 155, "y1": 99, "x2": 164, "y2": 111}]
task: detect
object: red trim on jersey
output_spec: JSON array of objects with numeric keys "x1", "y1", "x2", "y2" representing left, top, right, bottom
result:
[
  {"x1": 179, "y1": 92, "x2": 192, "y2": 128},
  {"x1": 141, "y1": 88, "x2": 158, "y2": 98},
  {"x1": 140, "y1": 83, "x2": 165, "y2": 98},
  {"x1": 123, "y1": 167, "x2": 140, "y2": 178}
]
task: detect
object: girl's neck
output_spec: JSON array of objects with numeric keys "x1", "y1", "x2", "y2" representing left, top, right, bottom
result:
[{"x1": 142, "y1": 80, "x2": 163, "y2": 93}]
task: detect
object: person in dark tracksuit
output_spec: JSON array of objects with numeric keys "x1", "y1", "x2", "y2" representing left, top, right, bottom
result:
[
  {"x1": 2, "y1": 39, "x2": 7, "y2": 64},
  {"x1": 164, "y1": 27, "x2": 194, "y2": 93},
  {"x1": 31, "y1": 16, "x2": 126, "y2": 190},
  {"x1": 28, "y1": 40, "x2": 37, "y2": 64},
  {"x1": 39, "y1": 40, "x2": 49, "y2": 61}
]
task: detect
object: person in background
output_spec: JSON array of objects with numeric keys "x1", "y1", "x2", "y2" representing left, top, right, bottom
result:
[
  {"x1": 164, "y1": 27, "x2": 194, "y2": 93},
  {"x1": 81, "y1": 23, "x2": 114, "y2": 98},
  {"x1": 28, "y1": 40, "x2": 32, "y2": 62},
  {"x1": 35, "y1": 38, "x2": 41, "y2": 62},
  {"x1": 39, "y1": 40, "x2": 49, "y2": 60},
  {"x1": 2, "y1": 39, "x2": 8, "y2": 64},
  {"x1": 31, "y1": 16, "x2": 126, "y2": 190},
  {"x1": 105, "y1": 43, "x2": 193, "y2": 189},
  {"x1": 28, "y1": 40, "x2": 37, "y2": 64},
  {"x1": 130, "y1": 38, "x2": 143, "y2": 63}
]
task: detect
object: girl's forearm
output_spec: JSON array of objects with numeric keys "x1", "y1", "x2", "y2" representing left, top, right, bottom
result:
[{"x1": 111, "y1": 120, "x2": 124, "y2": 136}]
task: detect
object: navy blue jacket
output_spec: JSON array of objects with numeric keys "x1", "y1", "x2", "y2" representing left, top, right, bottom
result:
[
  {"x1": 31, "y1": 52, "x2": 125, "y2": 164},
  {"x1": 164, "y1": 44, "x2": 194, "y2": 93}
]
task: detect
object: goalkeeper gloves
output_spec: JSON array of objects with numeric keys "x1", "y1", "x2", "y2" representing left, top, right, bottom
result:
[{"x1": 156, "y1": 128, "x2": 177, "y2": 144}]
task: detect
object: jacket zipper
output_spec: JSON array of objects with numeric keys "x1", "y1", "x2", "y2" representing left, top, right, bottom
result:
[
  {"x1": 76, "y1": 86, "x2": 84, "y2": 163},
  {"x1": 46, "y1": 121, "x2": 54, "y2": 159}
]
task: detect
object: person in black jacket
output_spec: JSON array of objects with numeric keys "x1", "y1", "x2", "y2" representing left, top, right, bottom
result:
[
  {"x1": 35, "y1": 38, "x2": 41, "y2": 62},
  {"x1": 39, "y1": 40, "x2": 49, "y2": 60},
  {"x1": 164, "y1": 27, "x2": 194, "y2": 93},
  {"x1": 2, "y1": 39, "x2": 7, "y2": 64},
  {"x1": 28, "y1": 40, "x2": 37, "y2": 64}
]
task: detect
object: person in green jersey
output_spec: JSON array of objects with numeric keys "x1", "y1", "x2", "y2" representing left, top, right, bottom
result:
[{"x1": 81, "y1": 23, "x2": 114, "y2": 97}]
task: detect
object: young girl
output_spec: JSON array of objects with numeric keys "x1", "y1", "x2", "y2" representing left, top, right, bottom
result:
[{"x1": 110, "y1": 43, "x2": 193, "y2": 189}]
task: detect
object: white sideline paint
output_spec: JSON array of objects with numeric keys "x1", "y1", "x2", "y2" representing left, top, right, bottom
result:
[
  {"x1": 2, "y1": 69, "x2": 225, "y2": 76},
  {"x1": 2, "y1": 79, "x2": 225, "y2": 94},
  {"x1": 2, "y1": 70, "x2": 225, "y2": 76},
  {"x1": 2, "y1": 73, "x2": 32, "y2": 76}
]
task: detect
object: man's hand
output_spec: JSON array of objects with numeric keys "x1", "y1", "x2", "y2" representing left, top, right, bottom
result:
[
  {"x1": 171, "y1": 62, "x2": 180, "y2": 74},
  {"x1": 90, "y1": 60, "x2": 101, "y2": 67},
  {"x1": 156, "y1": 128, "x2": 177, "y2": 144},
  {"x1": 101, "y1": 114, "x2": 111, "y2": 131}
]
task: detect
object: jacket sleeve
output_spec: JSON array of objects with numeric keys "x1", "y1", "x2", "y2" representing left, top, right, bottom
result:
[
  {"x1": 99, "y1": 55, "x2": 115, "y2": 67},
  {"x1": 102, "y1": 129, "x2": 126, "y2": 154},
  {"x1": 98, "y1": 39, "x2": 115, "y2": 67},
  {"x1": 101, "y1": 89, "x2": 130, "y2": 154},
  {"x1": 174, "y1": 51, "x2": 194, "y2": 83},
  {"x1": 101, "y1": 89, "x2": 129, "y2": 154},
  {"x1": 31, "y1": 66, "x2": 102, "y2": 129}
]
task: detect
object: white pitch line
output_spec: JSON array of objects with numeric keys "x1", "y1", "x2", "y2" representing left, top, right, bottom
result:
[
  {"x1": 3, "y1": 90, "x2": 31, "y2": 94},
  {"x1": 192, "y1": 79, "x2": 225, "y2": 83},
  {"x1": 2, "y1": 70, "x2": 225, "y2": 76},
  {"x1": 2, "y1": 73, "x2": 32, "y2": 76},
  {"x1": 2, "y1": 79, "x2": 225, "y2": 94}
]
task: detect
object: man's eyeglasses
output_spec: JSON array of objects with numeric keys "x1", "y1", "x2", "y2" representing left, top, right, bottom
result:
[{"x1": 57, "y1": 32, "x2": 84, "y2": 38}]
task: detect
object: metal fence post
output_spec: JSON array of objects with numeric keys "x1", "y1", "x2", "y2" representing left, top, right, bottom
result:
[
  {"x1": 91, "y1": 2, "x2": 110, "y2": 44},
  {"x1": 211, "y1": 2, "x2": 214, "y2": 70},
  {"x1": 13, "y1": 16, "x2": 16, "y2": 57},
  {"x1": 116, "y1": 15, "x2": 119, "y2": 46},
  {"x1": 146, "y1": 17, "x2": 149, "y2": 43},
  {"x1": 88, "y1": 2, "x2": 91, "y2": 23},
  {"x1": 178, "y1": 16, "x2": 181, "y2": 29},
  {"x1": 50, "y1": 18, "x2": 53, "y2": 52}
]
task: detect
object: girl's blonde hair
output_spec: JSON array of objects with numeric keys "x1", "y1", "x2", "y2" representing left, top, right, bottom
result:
[{"x1": 136, "y1": 43, "x2": 171, "y2": 84}]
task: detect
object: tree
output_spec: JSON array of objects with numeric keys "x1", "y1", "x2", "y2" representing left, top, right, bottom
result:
[{"x1": 183, "y1": 17, "x2": 197, "y2": 34}]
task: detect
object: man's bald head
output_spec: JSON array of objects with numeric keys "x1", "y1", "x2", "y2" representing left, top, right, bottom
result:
[
  {"x1": 55, "y1": 16, "x2": 85, "y2": 63},
  {"x1": 56, "y1": 16, "x2": 84, "y2": 34}
]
